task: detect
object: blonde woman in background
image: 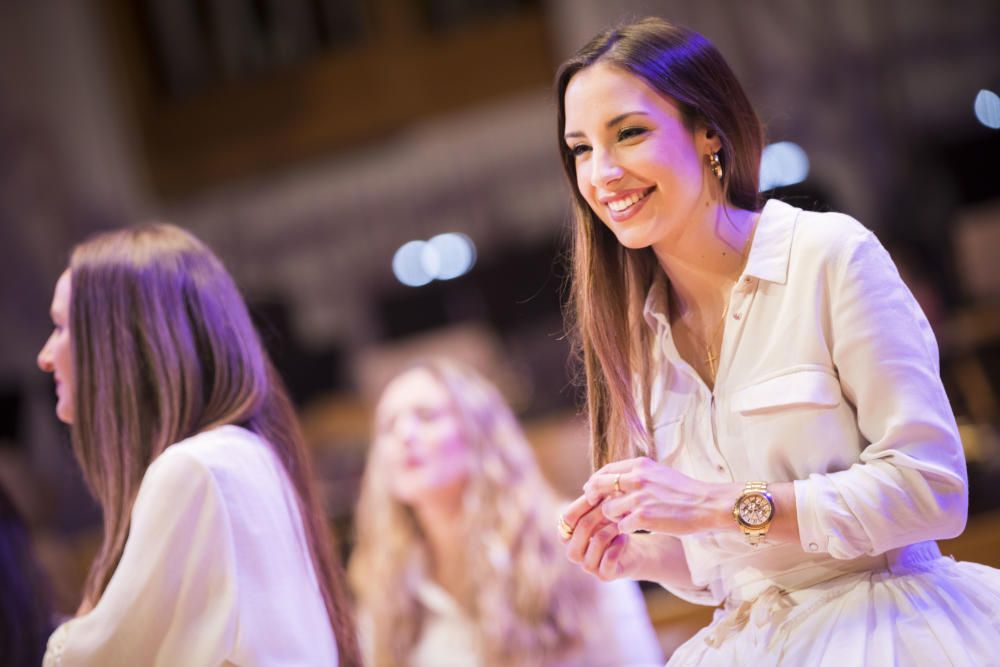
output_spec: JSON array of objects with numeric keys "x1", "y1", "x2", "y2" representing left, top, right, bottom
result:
[
  {"x1": 350, "y1": 359, "x2": 663, "y2": 666},
  {"x1": 37, "y1": 224, "x2": 359, "y2": 666}
]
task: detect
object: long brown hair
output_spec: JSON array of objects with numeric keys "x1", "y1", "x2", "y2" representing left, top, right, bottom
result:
[
  {"x1": 350, "y1": 359, "x2": 597, "y2": 666},
  {"x1": 555, "y1": 17, "x2": 765, "y2": 468},
  {"x1": 68, "y1": 224, "x2": 360, "y2": 665}
]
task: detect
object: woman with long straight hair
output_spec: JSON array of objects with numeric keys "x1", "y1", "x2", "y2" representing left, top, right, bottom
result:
[
  {"x1": 350, "y1": 359, "x2": 662, "y2": 666},
  {"x1": 37, "y1": 224, "x2": 360, "y2": 666},
  {"x1": 555, "y1": 16, "x2": 1000, "y2": 665}
]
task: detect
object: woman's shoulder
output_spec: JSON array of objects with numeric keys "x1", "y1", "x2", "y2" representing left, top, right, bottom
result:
[
  {"x1": 167, "y1": 424, "x2": 264, "y2": 465},
  {"x1": 765, "y1": 199, "x2": 880, "y2": 270},
  {"x1": 146, "y1": 425, "x2": 269, "y2": 488},
  {"x1": 767, "y1": 200, "x2": 871, "y2": 247}
]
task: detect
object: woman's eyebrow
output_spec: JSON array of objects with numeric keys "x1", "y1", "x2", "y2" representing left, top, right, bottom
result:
[{"x1": 564, "y1": 111, "x2": 650, "y2": 140}]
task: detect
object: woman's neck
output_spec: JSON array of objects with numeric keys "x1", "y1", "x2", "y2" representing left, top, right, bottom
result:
[
  {"x1": 653, "y1": 203, "x2": 758, "y2": 322},
  {"x1": 412, "y1": 487, "x2": 468, "y2": 595}
]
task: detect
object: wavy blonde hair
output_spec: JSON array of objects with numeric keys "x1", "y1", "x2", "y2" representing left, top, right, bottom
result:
[
  {"x1": 349, "y1": 359, "x2": 597, "y2": 666},
  {"x1": 67, "y1": 224, "x2": 360, "y2": 665}
]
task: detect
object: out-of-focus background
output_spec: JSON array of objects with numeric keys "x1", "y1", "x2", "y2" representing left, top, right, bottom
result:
[{"x1": 2, "y1": 0, "x2": 999, "y2": 655}]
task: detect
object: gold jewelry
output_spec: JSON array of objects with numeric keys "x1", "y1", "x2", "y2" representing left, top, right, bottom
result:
[
  {"x1": 732, "y1": 481, "x2": 774, "y2": 547},
  {"x1": 558, "y1": 516, "x2": 574, "y2": 540},
  {"x1": 708, "y1": 152, "x2": 723, "y2": 180},
  {"x1": 613, "y1": 473, "x2": 622, "y2": 495},
  {"x1": 703, "y1": 309, "x2": 729, "y2": 379},
  {"x1": 672, "y1": 231, "x2": 754, "y2": 381}
]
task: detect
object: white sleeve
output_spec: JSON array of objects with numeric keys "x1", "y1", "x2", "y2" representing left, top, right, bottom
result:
[
  {"x1": 794, "y1": 229, "x2": 968, "y2": 559},
  {"x1": 44, "y1": 449, "x2": 239, "y2": 667},
  {"x1": 584, "y1": 579, "x2": 664, "y2": 666}
]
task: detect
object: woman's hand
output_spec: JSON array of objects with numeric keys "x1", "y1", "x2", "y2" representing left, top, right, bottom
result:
[
  {"x1": 583, "y1": 456, "x2": 740, "y2": 536},
  {"x1": 559, "y1": 493, "x2": 693, "y2": 584}
]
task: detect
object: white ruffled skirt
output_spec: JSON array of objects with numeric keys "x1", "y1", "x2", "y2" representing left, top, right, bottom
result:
[{"x1": 667, "y1": 542, "x2": 1000, "y2": 666}]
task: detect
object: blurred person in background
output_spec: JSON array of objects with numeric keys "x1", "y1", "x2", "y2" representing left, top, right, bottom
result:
[
  {"x1": 0, "y1": 482, "x2": 54, "y2": 667},
  {"x1": 350, "y1": 359, "x2": 663, "y2": 666},
  {"x1": 555, "y1": 17, "x2": 1000, "y2": 665},
  {"x1": 36, "y1": 224, "x2": 359, "y2": 666}
]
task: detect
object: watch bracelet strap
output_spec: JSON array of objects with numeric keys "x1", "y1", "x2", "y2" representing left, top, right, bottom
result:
[{"x1": 743, "y1": 481, "x2": 770, "y2": 547}]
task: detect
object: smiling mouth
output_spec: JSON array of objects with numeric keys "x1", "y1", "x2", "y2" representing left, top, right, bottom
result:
[{"x1": 606, "y1": 187, "x2": 655, "y2": 213}]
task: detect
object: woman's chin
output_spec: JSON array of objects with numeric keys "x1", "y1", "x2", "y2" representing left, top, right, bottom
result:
[
  {"x1": 613, "y1": 232, "x2": 654, "y2": 250},
  {"x1": 55, "y1": 404, "x2": 74, "y2": 424}
]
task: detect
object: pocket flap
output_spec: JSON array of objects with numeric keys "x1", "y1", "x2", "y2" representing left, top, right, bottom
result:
[{"x1": 734, "y1": 370, "x2": 841, "y2": 414}]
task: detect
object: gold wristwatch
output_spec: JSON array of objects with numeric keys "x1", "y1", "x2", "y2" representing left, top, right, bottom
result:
[{"x1": 732, "y1": 481, "x2": 774, "y2": 547}]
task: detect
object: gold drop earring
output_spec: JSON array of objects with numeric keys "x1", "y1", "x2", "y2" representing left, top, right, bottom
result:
[{"x1": 708, "y1": 152, "x2": 723, "y2": 180}]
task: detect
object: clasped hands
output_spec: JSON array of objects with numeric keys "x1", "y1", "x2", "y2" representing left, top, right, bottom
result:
[{"x1": 559, "y1": 456, "x2": 738, "y2": 582}]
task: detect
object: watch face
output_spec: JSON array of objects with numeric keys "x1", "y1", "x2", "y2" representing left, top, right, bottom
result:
[{"x1": 738, "y1": 493, "x2": 773, "y2": 527}]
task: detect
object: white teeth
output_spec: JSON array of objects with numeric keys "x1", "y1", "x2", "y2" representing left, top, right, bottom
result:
[{"x1": 607, "y1": 190, "x2": 648, "y2": 212}]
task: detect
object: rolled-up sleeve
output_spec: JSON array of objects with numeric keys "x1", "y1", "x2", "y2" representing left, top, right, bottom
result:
[
  {"x1": 794, "y1": 230, "x2": 967, "y2": 559},
  {"x1": 44, "y1": 450, "x2": 239, "y2": 667}
]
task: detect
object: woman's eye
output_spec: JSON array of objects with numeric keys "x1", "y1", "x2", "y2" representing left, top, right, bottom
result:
[
  {"x1": 570, "y1": 143, "x2": 591, "y2": 157},
  {"x1": 618, "y1": 126, "x2": 647, "y2": 141}
]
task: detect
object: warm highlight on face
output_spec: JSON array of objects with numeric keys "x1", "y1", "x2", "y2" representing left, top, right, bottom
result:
[
  {"x1": 564, "y1": 62, "x2": 721, "y2": 253},
  {"x1": 38, "y1": 270, "x2": 74, "y2": 424},
  {"x1": 375, "y1": 367, "x2": 472, "y2": 506}
]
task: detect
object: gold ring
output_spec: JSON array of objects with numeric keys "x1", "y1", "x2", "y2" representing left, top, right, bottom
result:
[
  {"x1": 613, "y1": 473, "x2": 622, "y2": 494},
  {"x1": 558, "y1": 516, "x2": 574, "y2": 540}
]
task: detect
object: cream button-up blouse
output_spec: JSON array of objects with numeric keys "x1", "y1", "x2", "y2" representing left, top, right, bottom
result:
[
  {"x1": 646, "y1": 198, "x2": 967, "y2": 606},
  {"x1": 43, "y1": 425, "x2": 339, "y2": 666}
]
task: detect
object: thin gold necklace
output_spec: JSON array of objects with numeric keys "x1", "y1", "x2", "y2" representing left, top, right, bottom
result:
[
  {"x1": 675, "y1": 228, "x2": 755, "y2": 381},
  {"x1": 703, "y1": 304, "x2": 729, "y2": 379}
]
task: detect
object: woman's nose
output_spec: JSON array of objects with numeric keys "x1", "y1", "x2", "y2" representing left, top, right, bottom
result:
[
  {"x1": 590, "y1": 148, "x2": 623, "y2": 188},
  {"x1": 37, "y1": 337, "x2": 53, "y2": 372}
]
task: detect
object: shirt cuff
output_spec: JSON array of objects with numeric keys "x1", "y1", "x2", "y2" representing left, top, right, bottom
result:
[{"x1": 793, "y1": 478, "x2": 827, "y2": 556}]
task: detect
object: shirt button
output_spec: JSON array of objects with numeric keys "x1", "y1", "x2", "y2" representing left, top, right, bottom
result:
[
  {"x1": 716, "y1": 465, "x2": 725, "y2": 472},
  {"x1": 808, "y1": 543, "x2": 819, "y2": 552},
  {"x1": 733, "y1": 312, "x2": 742, "y2": 320}
]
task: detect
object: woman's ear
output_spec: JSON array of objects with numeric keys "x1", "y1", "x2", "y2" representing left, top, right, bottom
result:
[{"x1": 699, "y1": 125, "x2": 723, "y2": 155}]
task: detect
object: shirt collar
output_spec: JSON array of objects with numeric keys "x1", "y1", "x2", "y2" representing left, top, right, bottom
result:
[
  {"x1": 642, "y1": 198, "x2": 799, "y2": 332},
  {"x1": 416, "y1": 578, "x2": 464, "y2": 617},
  {"x1": 643, "y1": 276, "x2": 671, "y2": 333},
  {"x1": 742, "y1": 198, "x2": 799, "y2": 285}
]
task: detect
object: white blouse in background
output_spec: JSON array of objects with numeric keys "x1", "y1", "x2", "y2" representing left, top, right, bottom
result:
[
  {"x1": 645, "y1": 199, "x2": 1000, "y2": 665},
  {"x1": 397, "y1": 576, "x2": 663, "y2": 667},
  {"x1": 44, "y1": 425, "x2": 339, "y2": 667}
]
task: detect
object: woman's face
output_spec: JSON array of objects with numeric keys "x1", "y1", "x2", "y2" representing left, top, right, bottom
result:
[
  {"x1": 375, "y1": 368, "x2": 472, "y2": 506},
  {"x1": 37, "y1": 270, "x2": 74, "y2": 424},
  {"x1": 563, "y1": 62, "x2": 721, "y2": 251}
]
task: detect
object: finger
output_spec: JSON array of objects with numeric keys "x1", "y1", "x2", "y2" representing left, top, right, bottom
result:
[
  {"x1": 617, "y1": 508, "x2": 650, "y2": 535},
  {"x1": 565, "y1": 504, "x2": 611, "y2": 563},
  {"x1": 592, "y1": 456, "x2": 649, "y2": 476},
  {"x1": 582, "y1": 522, "x2": 620, "y2": 575},
  {"x1": 583, "y1": 470, "x2": 641, "y2": 505},
  {"x1": 601, "y1": 492, "x2": 639, "y2": 522},
  {"x1": 597, "y1": 533, "x2": 630, "y2": 581},
  {"x1": 559, "y1": 494, "x2": 597, "y2": 537}
]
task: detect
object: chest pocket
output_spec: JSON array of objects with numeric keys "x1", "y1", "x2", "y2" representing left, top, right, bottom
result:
[{"x1": 733, "y1": 369, "x2": 842, "y2": 414}]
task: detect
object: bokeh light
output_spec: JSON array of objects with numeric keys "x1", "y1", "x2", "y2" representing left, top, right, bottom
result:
[
  {"x1": 393, "y1": 233, "x2": 477, "y2": 286},
  {"x1": 974, "y1": 89, "x2": 1000, "y2": 129},
  {"x1": 759, "y1": 141, "x2": 810, "y2": 191}
]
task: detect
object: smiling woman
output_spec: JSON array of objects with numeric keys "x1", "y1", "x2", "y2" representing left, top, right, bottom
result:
[
  {"x1": 563, "y1": 65, "x2": 722, "y2": 252},
  {"x1": 554, "y1": 16, "x2": 1000, "y2": 666}
]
